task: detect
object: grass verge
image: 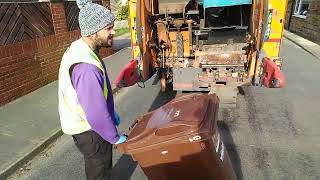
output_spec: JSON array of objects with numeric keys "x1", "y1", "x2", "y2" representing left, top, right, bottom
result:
[{"x1": 115, "y1": 27, "x2": 130, "y2": 36}]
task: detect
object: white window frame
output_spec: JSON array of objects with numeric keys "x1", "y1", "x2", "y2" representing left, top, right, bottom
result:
[{"x1": 293, "y1": 0, "x2": 310, "y2": 18}]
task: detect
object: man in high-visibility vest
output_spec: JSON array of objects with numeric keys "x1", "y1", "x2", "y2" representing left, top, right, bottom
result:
[{"x1": 58, "y1": 0, "x2": 126, "y2": 179}]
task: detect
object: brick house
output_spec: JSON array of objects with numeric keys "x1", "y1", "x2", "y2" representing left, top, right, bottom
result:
[{"x1": 285, "y1": 0, "x2": 320, "y2": 44}]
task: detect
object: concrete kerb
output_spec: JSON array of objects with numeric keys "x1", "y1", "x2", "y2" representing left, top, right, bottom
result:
[
  {"x1": 283, "y1": 31, "x2": 320, "y2": 61},
  {"x1": 0, "y1": 47, "x2": 129, "y2": 180},
  {"x1": 111, "y1": 47, "x2": 131, "y2": 57},
  {"x1": 0, "y1": 129, "x2": 63, "y2": 180}
]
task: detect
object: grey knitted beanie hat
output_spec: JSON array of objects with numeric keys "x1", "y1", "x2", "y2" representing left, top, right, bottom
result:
[{"x1": 77, "y1": 0, "x2": 115, "y2": 36}]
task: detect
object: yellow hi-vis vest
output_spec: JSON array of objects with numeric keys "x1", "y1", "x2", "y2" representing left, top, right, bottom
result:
[{"x1": 58, "y1": 38, "x2": 108, "y2": 135}]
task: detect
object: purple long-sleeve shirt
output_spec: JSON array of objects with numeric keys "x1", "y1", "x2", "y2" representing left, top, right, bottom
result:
[{"x1": 71, "y1": 57, "x2": 119, "y2": 144}]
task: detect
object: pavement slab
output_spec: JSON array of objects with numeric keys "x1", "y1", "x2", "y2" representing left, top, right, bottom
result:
[{"x1": 0, "y1": 35, "x2": 131, "y2": 179}]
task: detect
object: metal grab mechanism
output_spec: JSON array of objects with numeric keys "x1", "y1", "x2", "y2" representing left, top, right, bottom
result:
[{"x1": 124, "y1": 0, "x2": 288, "y2": 107}]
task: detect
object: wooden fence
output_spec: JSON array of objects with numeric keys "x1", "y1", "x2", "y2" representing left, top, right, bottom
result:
[{"x1": 0, "y1": 3, "x2": 54, "y2": 45}]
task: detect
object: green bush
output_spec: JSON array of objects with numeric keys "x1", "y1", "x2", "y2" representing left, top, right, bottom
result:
[{"x1": 115, "y1": 3, "x2": 129, "y2": 20}]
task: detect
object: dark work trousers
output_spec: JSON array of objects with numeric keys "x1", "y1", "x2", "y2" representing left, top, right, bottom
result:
[{"x1": 72, "y1": 130, "x2": 113, "y2": 180}]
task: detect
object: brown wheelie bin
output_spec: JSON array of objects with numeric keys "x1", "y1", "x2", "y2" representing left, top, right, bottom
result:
[{"x1": 117, "y1": 93, "x2": 237, "y2": 180}]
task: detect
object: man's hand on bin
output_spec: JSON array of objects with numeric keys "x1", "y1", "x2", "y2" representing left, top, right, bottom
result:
[
  {"x1": 114, "y1": 134, "x2": 127, "y2": 144},
  {"x1": 114, "y1": 111, "x2": 121, "y2": 126}
]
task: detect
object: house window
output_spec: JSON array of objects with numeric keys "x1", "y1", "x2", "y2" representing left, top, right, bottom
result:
[{"x1": 294, "y1": 0, "x2": 311, "y2": 17}]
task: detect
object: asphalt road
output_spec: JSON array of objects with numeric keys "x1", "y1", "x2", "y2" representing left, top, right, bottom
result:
[{"x1": 8, "y1": 38, "x2": 320, "y2": 180}]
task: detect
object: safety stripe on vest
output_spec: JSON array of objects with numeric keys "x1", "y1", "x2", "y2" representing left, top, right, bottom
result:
[{"x1": 88, "y1": 51, "x2": 109, "y2": 99}]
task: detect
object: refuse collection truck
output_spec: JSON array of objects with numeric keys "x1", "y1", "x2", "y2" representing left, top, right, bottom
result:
[{"x1": 116, "y1": 0, "x2": 286, "y2": 105}]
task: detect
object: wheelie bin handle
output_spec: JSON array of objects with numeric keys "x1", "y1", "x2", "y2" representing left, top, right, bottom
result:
[{"x1": 129, "y1": 119, "x2": 140, "y2": 131}]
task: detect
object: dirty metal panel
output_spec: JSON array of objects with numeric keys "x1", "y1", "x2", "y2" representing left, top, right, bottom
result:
[
  {"x1": 207, "y1": 29, "x2": 248, "y2": 45},
  {"x1": 167, "y1": 31, "x2": 191, "y2": 57},
  {"x1": 158, "y1": 0, "x2": 190, "y2": 4},
  {"x1": 198, "y1": 53, "x2": 244, "y2": 65},
  {"x1": 201, "y1": 42, "x2": 248, "y2": 54},
  {"x1": 158, "y1": 0, "x2": 190, "y2": 14},
  {"x1": 157, "y1": 22, "x2": 170, "y2": 45},
  {"x1": 173, "y1": 68, "x2": 202, "y2": 84},
  {"x1": 173, "y1": 68, "x2": 211, "y2": 91}
]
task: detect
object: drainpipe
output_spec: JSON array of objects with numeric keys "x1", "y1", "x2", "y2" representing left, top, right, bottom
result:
[{"x1": 288, "y1": 0, "x2": 296, "y2": 30}]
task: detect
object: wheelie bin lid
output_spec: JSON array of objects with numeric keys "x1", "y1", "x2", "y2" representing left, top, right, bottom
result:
[{"x1": 117, "y1": 93, "x2": 220, "y2": 154}]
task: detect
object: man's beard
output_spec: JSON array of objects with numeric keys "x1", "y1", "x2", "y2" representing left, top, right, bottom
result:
[{"x1": 96, "y1": 37, "x2": 113, "y2": 50}]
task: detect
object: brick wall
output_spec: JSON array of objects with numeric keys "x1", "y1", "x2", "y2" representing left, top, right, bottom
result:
[
  {"x1": 0, "y1": 1, "x2": 113, "y2": 106},
  {"x1": 286, "y1": 0, "x2": 320, "y2": 44}
]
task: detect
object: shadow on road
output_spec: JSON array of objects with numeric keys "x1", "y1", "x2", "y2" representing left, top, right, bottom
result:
[
  {"x1": 238, "y1": 86, "x2": 246, "y2": 96},
  {"x1": 148, "y1": 84, "x2": 177, "y2": 112},
  {"x1": 111, "y1": 154, "x2": 137, "y2": 180},
  {"x1": 152, "y1": 75, "x2": 160, "y2": 85},
  {"x1": 218, "y1": 119, "x2": 244, "y2": 180}
]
